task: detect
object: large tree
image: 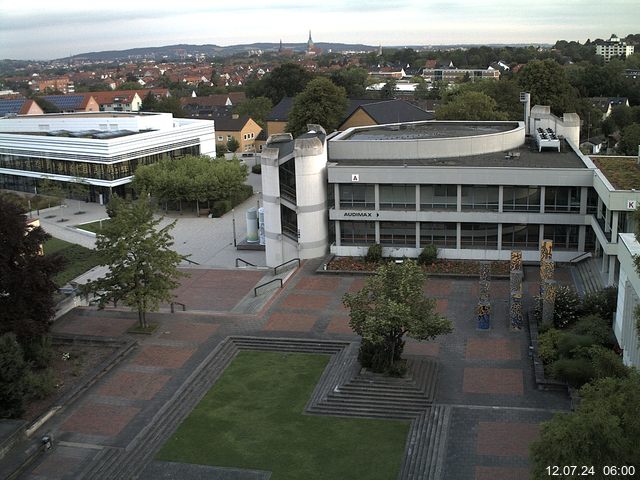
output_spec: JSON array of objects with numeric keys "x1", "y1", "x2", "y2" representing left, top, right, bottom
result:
[
  {"x1": 530, "y1": 372, "x2": 640, "y2": 476},
  {"x1": 285, "y1": 77, "x2": 348, "y2": 137},
  {"x1": 436, "y1": 91, "x2": 509, "y2": 121},
  {"x1": 343, "y1": 261, "x2": 453, "y2": 373},
  {"x1": 618, "y1": 123, "x2": 640, "y2": 156},
  {"x1": 247, "y1": 63, "x2": 313, "y2": 104},
  {"x1": 330, "y1": 66, "x2": 369, "y2": 98},
  {"x1": 0, "y1": 198, "x2": 63, "y2": 341},
  {"x1": 234, "y1": 96, "x2": 273, "y2": 129},
  {"x1": 518, "y1": 59, "x2": 578, "y2": 115},
  {"x1": 83, "y1": 197, "x2": 186, "y2": 328}
]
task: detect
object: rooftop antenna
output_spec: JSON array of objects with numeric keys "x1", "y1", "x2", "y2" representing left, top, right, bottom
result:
[{"x1": 519, "y1": 92, "x2": 531, "y2": 134}]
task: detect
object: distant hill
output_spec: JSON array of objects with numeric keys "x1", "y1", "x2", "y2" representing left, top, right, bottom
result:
[{"x1": 66, "y1": 42, "x2": 379, "y2": 62}]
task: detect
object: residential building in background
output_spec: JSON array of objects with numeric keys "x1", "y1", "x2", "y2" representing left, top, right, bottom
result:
[{"x1": 595, "y1": 34, "x2": 635, "y2": 62}]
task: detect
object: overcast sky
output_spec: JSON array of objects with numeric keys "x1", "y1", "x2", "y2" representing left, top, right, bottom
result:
[{"x1": 1, "y1": 0, "x2": 638, "y2": 60}]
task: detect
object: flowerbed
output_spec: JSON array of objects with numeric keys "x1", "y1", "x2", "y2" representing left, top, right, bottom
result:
[{"x1": 327, "y1": 256, "x2": 510, "y2": 276}]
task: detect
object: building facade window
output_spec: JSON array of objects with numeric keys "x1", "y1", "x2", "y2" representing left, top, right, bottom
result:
[
  {"x1": 339, "y1": 184, "x2": 375, "y2": 209},
  {"x1": 587, "y1": 188, "x2": 598, "y2": 215},
  {"x1": 340, "y1": 221, "x2": 376, "y2": 245},
  {"x1": 502, "y1": 223, "x2": 540, "y2": 249},
  {"x1": 544, "y1": 186, "x2": 580, "y2": 213},
  {"x1": 544, "y1": 224, "x2": 579, "y2": 250},
  {"x1": 379, "y1": 184, "x2": 416, "y2": 210},
  {"x1": 461, "y1": 185, "x2": 499, "y2": 211},
  {"x1": 380, "y1": 221, "x2": 416, "y2": 246},
  {"x1": 420, "y1": 222, "x2": 457, "y2": 247},
  {"x1": 420, "y1": 184, "x2": 457, "y2": 210},
  {"x1": 280, "y1": 205, "x2": 298, "y2": 240},
  {"x1": 461, "y1": 223, "x2": 499, "y2": 249},
  {"x1": 503, "y1": 186, "x2": 541, "y2": 212},
  {"x1": 278, "y1": 159, "x2": 296, "y2": 203}
]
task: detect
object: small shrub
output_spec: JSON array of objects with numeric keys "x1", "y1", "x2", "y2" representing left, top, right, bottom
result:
[
  {"x1": 211, "y1": 199, "x2": 232, "y2": 217},
  {"x1": 252, "y1": 164, "x2": 262, "y2": 174},
  {"x1": 571, "y1": 314, "x2": 614, "y2": 347},
  {"x1": 22, "y1": 335, "x2": 53, "y2": 370},
  {"x1": 556, "y1": 332, "x2": 597, "y2": 358},
  {"x1": 538, "y1": 328, "x2": 563, "y2": 364},
  {"x1": 582, "y1": 286, "x2": 617, "y2": 322},
  {"x1": 24, "y1": 368, "x2": 56, "y2": 400},
  {"x1": 551, "y1": 357, "x2": 594, "y2": 387},
  {"x1": 589, "y1": 345, "x2": 629, "y2": 380},
  {"x1": 364, "y1": 243, "x2": 383, "y2": 263},
  {"x1": 418, "y1": 244, "x2": 438, "y2": 265},
  {"x1": 553, "y1": 285, "x2": 582, "y2": 329}
]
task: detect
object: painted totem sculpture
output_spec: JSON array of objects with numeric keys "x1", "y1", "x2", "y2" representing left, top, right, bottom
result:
[
  {"x1": 477, "y1": 261, "x2": 491, "y2": 330},
  {"x1": 510, "y1": 250, "x2": 523, "y2": 330}
]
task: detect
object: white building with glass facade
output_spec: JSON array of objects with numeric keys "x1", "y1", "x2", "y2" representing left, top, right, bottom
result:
[{"x1": 0, "y1": 112, "x2": 216, "y2": 203}]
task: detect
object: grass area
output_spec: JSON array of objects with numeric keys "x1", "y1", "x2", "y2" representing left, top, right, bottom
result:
[
  {"x1": 0, "y1": 191, "x2": 61, "y2": 213},
  {"x1": 593, "y1": 157, "x2": 640, "y2": 190},
  {"x1": 157, "y1": 351, "x2": 410, "y2": 480},
  {"x1": 76, "y1": 219, "x2": 111, "y2": 233},
  {"x1": 43, "y1": 237, "x2": 103, "y2": 286}
]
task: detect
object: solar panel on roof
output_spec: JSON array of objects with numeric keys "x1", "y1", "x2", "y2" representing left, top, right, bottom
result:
[
  {"x1": 0, "y1": 99, "x2": 26, "y2": 115},
  {"x1": 42, "y1": 95, "x2": 84, "y2": 110}
]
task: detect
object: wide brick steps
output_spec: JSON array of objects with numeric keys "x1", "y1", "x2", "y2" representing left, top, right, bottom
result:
[{"x1": 398, "y1": 405, "x2": 451, "y2": 480}]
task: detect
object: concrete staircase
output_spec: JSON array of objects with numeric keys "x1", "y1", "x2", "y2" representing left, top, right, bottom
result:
[
  {"x1": 78, "y1": 336, "x2": 447, "y2": 480},
  {"x1": 573, "y1": 257, "x2": 605, "y2": 296},
  {"x1": 398, "y1": 405, "x2": 451, "y2": 480}
]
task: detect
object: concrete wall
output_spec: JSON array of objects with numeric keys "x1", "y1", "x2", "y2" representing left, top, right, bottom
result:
[
  {"x1": 260, "y1": 145, "x2": 285, "y2": 267},
  {"x1": 614, "y1": 233, "x2": 640, "y2": 368}
]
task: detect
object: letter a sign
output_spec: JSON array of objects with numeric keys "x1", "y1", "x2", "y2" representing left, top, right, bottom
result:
[{"x1": 351, "y1": 174, "x2": 359, "y2": 182}]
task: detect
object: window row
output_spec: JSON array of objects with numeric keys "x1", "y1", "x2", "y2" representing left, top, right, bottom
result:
[
  {"x1": 339, "y1": 221, "x2": 579, "y2": 250},
  {"x1": 338, "y1": 184, "x2": 584, "y2": 213}
]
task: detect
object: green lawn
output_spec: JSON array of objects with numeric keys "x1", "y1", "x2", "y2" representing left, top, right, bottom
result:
[
  {"x1": 76, "y1": 219, "x2": 111, "y2": 233},
  {"x1": 157, "y1": 351, "x2": 410, "y2": 480},
  {"x1": 43, "y1": 237, "x2": 103, "y2": 286}
]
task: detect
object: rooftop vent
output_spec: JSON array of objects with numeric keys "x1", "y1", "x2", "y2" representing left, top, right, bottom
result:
[{"x1": 535, "y1": 127, "x2": 560, "y2": 152}]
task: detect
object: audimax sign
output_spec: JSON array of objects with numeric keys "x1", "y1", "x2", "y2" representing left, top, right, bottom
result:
[{"x1": 343, "y1": 211, "x2": 380, "y2": 217}]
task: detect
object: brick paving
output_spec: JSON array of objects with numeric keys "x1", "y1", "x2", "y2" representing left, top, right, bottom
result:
[
  {"x1": 20, "y1": 261, "x2": 576, "y2": 480},
  {"x1": 463, "y1": 367, "x2": 524, "y2": 395},
  {"x1": 98, "y1": 371, "x2": 171, "y2": 400},
  {"x1": 131, "y1": 345, "x2": 196, "y2": 369},
  {"x1": 465, "y1": 338, "x2": 521, "y2": 361},
  {"x1": 476, "y1": 422, "x2": 540, "y2": 457},
  {"x1": 60, "y1": 403, "x2": 140, "y2": 437}
]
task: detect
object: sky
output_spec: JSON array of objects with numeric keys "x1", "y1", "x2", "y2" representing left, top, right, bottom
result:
[{"x1": 1, "y1": 0, "x2": 639, "y2": 61}]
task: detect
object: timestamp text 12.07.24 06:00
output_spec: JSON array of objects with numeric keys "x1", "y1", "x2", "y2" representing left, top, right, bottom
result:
[{"x1": 546, "y1": 466, "x2": 636, "y2": 476}]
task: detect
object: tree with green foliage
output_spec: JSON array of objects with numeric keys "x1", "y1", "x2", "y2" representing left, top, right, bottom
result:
[
  {"x1": 0, "y1": 197, "x2": 63, "y2": 342},
  {"x1": 379, "y1": 79, "x2": 397, "y2": 100},
  {"x1": 286, "y1": 77, "x2": 348, "y2": 137},
  {"x1": 343, "y1": 261, "x2": 453, "y2": 374},
  {"x1": 246, "y1": 63, "x2": 313, "y2": 104},
  {"x1": 140, "y1": 91, "x2": 159, "y2": 112},
  {"x1": 436, "y1": 91, "x2": 509, "y2": 121},
  {"x1": 330, "y1": 66, "x2": 369, "y2": 98},
  {"x1": 234, "y1": 96, "x2": 273, "y2": 129},
  {"x1": 618, "y1": 123, "x2": 640, "y2": 155},
  {"x1": 455, "y1": 79, "x2": 523, "y2": 120},
  {"x1": 83, "y1": 197, "x2": 186, "y2": 328},
  {"x1": 530, "y1": 372, "x2": 640, "y2": 476},
  {"x1": 155, "y1": 96, "x2": 184, "y2": 118},
  {"x1": 518, "y1": 59, "x2": 578, "y2": 115},
  {"x1": 0, "y1": 333, "x2": 29, "y2": 419},
  {"x1": 226, "y1": 136, "x2": 240, "y2": 153}
]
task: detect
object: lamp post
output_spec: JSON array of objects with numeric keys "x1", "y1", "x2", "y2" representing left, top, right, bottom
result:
[{"x1": 232, "y1": 208, "x2": 237, "y2": 247}]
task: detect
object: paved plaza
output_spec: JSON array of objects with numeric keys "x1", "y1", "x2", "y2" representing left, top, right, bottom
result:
[{"x1": 14, "y1": 258, "x2": 573, "y2": 480}]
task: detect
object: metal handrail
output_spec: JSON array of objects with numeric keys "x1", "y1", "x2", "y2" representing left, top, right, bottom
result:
[
  {"x1": 182, "y1": 257, "x2": 201, "y2": 265},
  {"x1": 170, "y1": 302, "x2": 186, "y2": 313},
  {"x1": 236, "y1": 258, "x2": 257, "y2": 267},
  {"x1": 273, "y1": 258, "x2": 300, "y2": 275},
  {"x1": 254, "y1": 278, "x2": 283, "y2": 296},
  {"x1": 569, "y1": 252, "x2": 592, "y2": 264}
]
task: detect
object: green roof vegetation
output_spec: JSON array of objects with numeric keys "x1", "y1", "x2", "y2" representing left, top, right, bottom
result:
[{"x1": 593, "y1": 157, "x2": 640, "y2": 190}]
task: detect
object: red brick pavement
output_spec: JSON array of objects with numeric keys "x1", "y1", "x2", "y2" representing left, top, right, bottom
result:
[
  {"x1": 326, "y1": 315, "x2": 354, "y2": 334},
  {"x1": 98, "y1": 371, "x2": 171, "y2": 400},
  {"x1": 280, "y1": 294, "x2": 331, "y2": 310},
  {"x1": 159, "y1": 321, "x2": 219, "y2": 343},
  {"x1": 404, "y1": 341, "x2": 440, "y2": 357},
  {"x1": 465, "y1": 338, "x2": 521, "y2": 361},
  {"x1": 463, "y1": 367, "x2": 524, "y2": 395},
  {"x1": 263, "y1": 312, "x2": 318, "y2": 332},
  {"x1": 61, "y1": 403, "x2": 140, "y2": 437},
  {"x1": 295, "y1": 276, "x2": 341, "y2": 292},
  {"x1": 476, "y1": 421, "x2": 540, "y2": 457},
  {"x1": 52, "y1": 316, "x2": 134, "y2": 337},
  {"x1": 475, "y1": 466, "x2": 530, "y2": 480},
  {"x1": 436, "y1": 298, "x2": 448, "y2": 314},
  {"x1": 131, "y1": 345, "x2": 196, "y2": 369},
  {"x1": 171, "y1": 269, "x2": 264, "y2": 311},
  {"x1": 348, "y1": 278, "x2": 366, "y2": 293}
]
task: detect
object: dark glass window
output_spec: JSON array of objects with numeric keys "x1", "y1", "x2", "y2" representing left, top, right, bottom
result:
[
  {"x1": 545, "y1": 186, "x2": 580, "y2": 213},
  {"x1": 503, "y1": 186, "x2": 541, "y2": 212},
  {"x1": 420, "y1": 222, "x2": 457, "y2": 247},
  {"x1": 280, "y1": 205, "x2": 298, "y2": 240},
  {"x1": 461, "y1": 185, "x2": 499, "y2": 211},
  {"x1": 380, "y1": 222, "x2": 416, "y2": 247},
  {"x1": 420, "y1": 185, "x2": 457, "y2": 210},
  {"x1": 379, "y1": 184, "x2": 415, "y2": 210},
  {"x1": 460, "y1": 223, "x2": 499, "y2": 249},
  {"x1": 501, "y1": 224, "x2": 540, "y2": 249},
  {"x1": 340, "y1": 221, "x2": 376, "y2": 245},
  {"x1": 544, "y1": 224, "x2": 579, "y2": 250},
  {"x1": 339, "y1": 184, "x2": 375, "y2": 209}
]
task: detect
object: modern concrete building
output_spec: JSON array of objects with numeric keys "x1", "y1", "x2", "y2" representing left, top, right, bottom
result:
[
  {"x1": 596, "y1": 34, "x2": 635, "y2": 62},
  {"x1": 613, "y1": 233, "x2": 640, "y2": 368},
  {"x1": 0, "y1": 111, "x2": 215, "y2": 203}
]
